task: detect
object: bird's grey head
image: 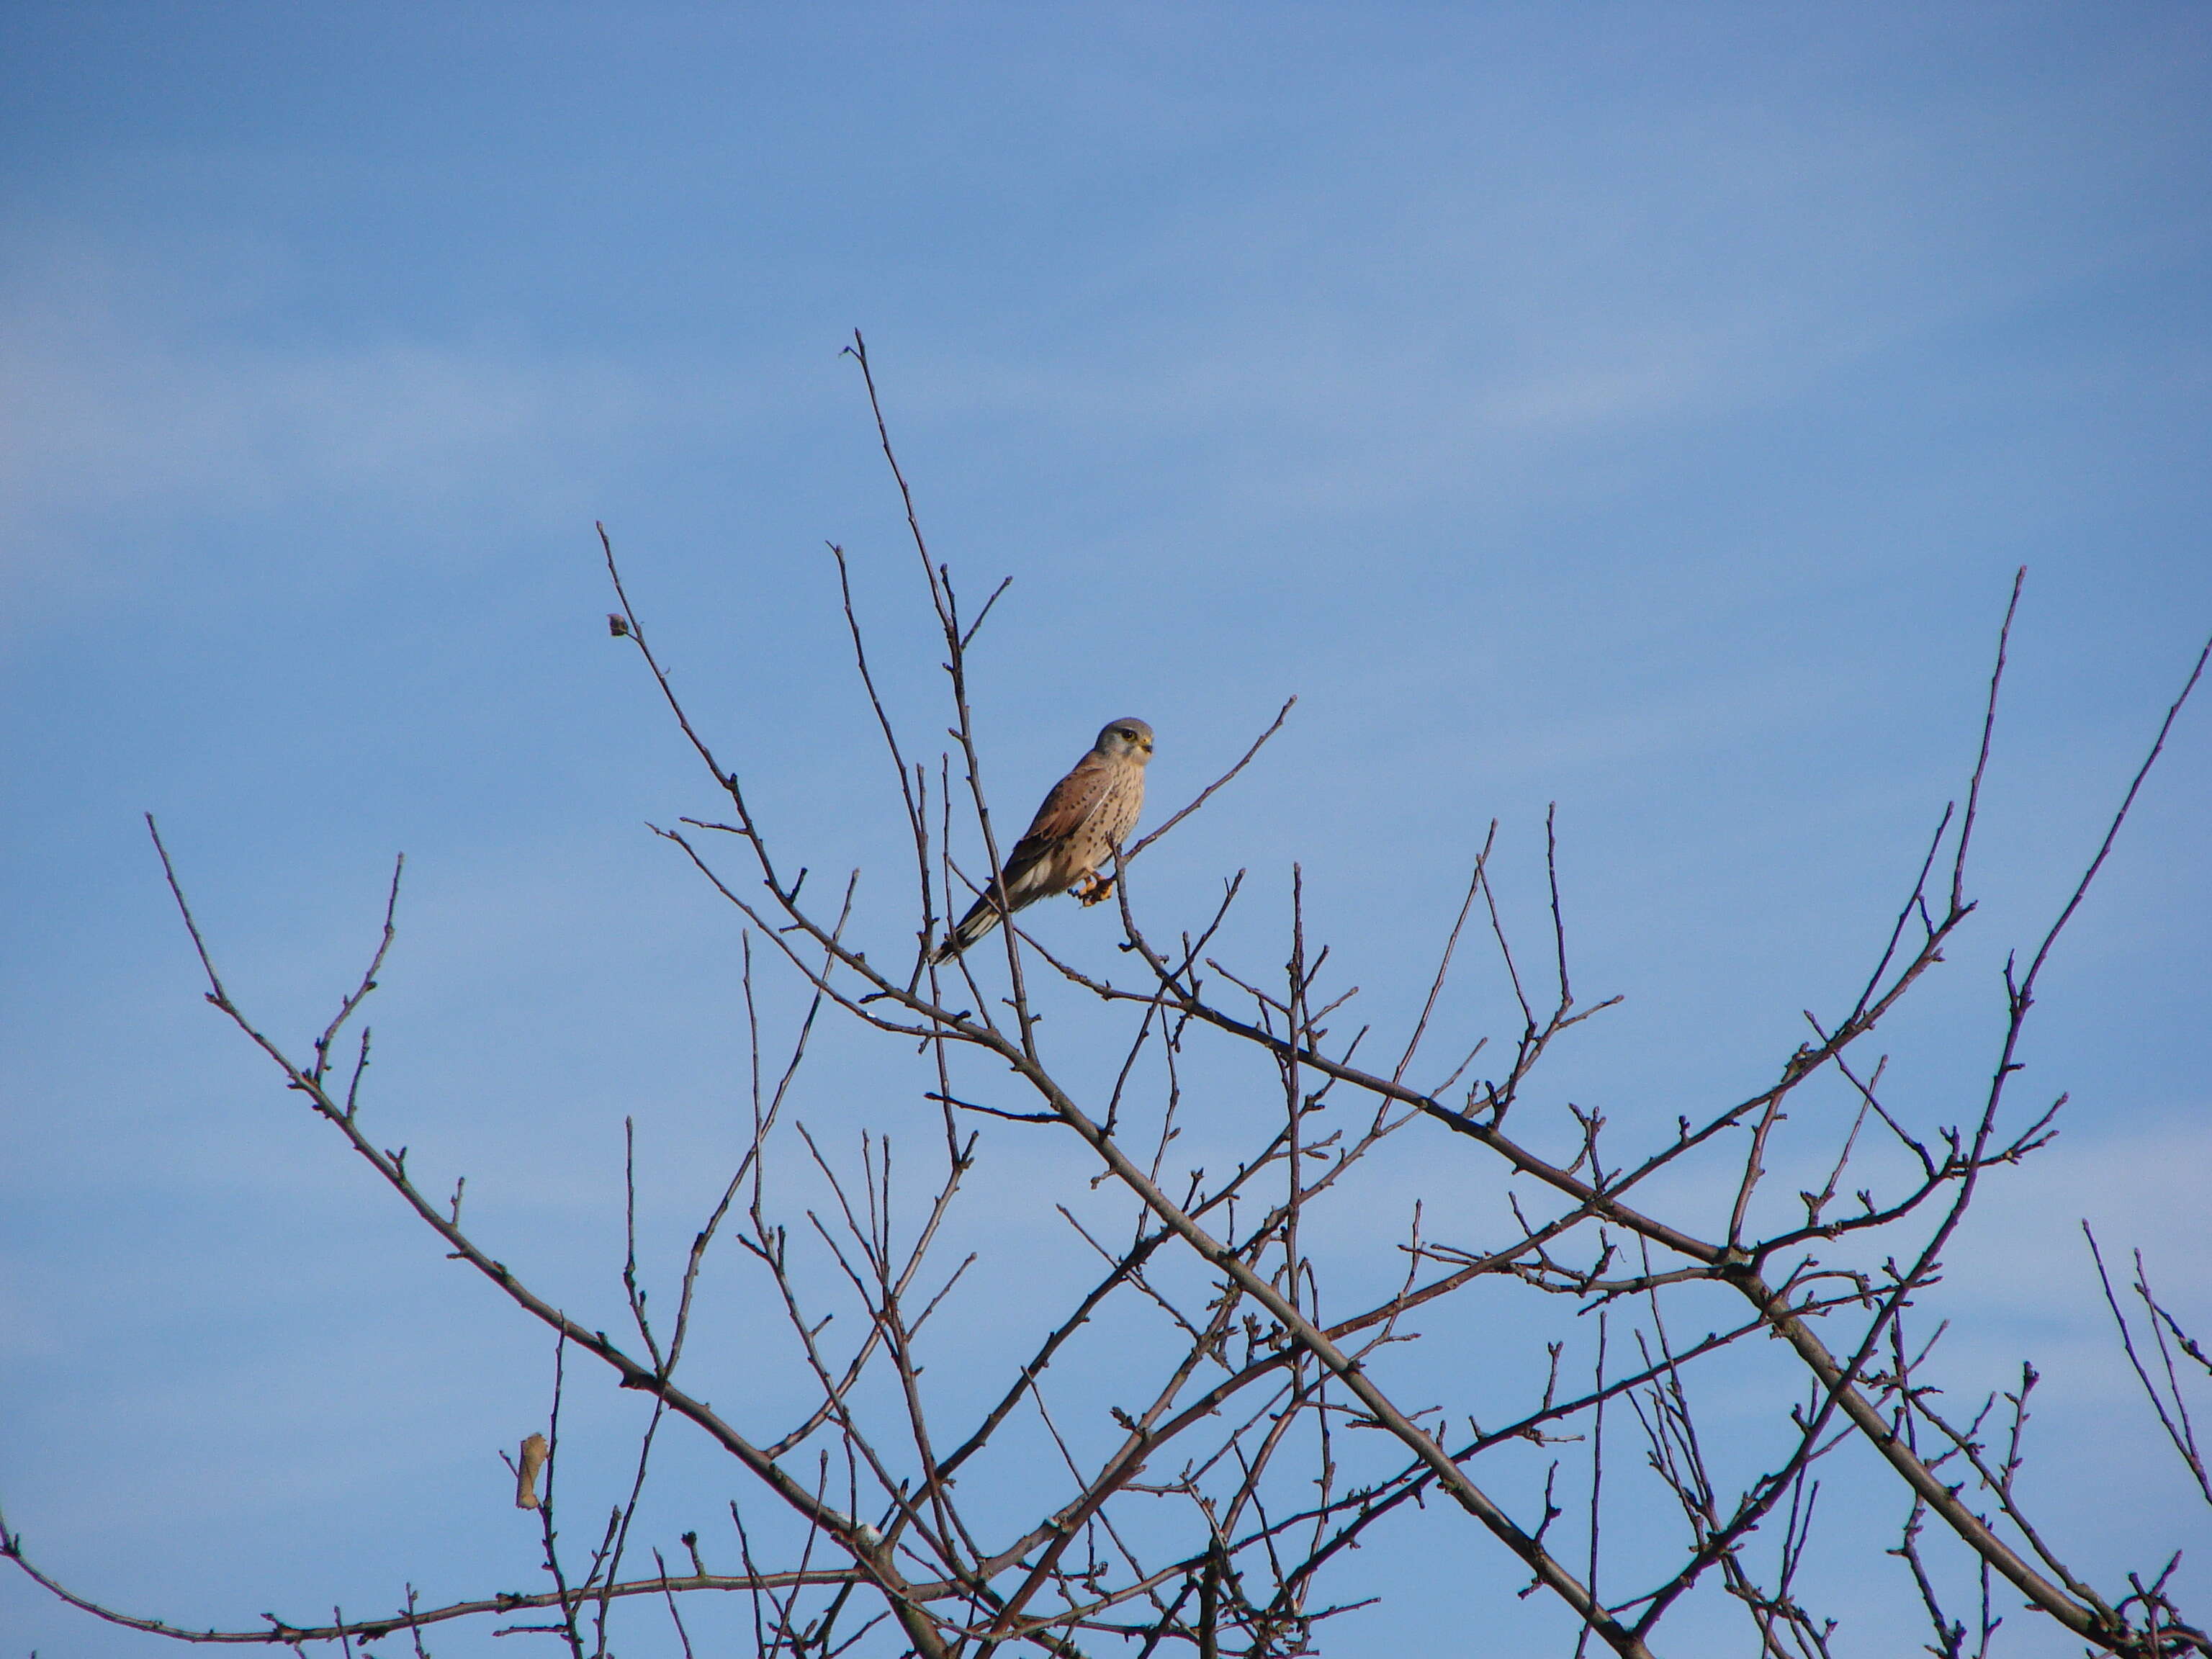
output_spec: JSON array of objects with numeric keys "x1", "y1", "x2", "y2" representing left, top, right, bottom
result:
[{"x1": 1096, "y1": 718, "x2": 1155, "y2": 763}]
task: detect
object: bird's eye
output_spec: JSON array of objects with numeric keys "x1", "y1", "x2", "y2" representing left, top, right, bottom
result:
[{"x1": 1118, "y1": 729, "x2": 1136, "y2": 741}]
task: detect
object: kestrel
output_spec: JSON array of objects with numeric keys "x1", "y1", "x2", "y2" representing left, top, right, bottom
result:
[{"x1": 932, "y1": 717, "x2": 1154, "y2": 963}]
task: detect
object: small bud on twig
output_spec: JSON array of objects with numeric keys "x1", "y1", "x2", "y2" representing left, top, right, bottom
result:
[{"x1": 608, "y1": 613, "x2": 630, "y2": 637}]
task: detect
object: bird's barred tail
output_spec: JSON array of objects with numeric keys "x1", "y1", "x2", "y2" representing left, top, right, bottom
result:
[{"x1": 930, "y1": 900, "x2": 1006, "y2": 964}]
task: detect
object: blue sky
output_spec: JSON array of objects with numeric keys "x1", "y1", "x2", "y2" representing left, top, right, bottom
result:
[{"x1": 4, "y1": 5, "x2": 2209, "y2": 1655}]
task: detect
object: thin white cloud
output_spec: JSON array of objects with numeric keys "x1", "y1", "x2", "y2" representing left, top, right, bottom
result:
[{"x1": 0, "y1": 232, "x2": 648, "y2": 608}]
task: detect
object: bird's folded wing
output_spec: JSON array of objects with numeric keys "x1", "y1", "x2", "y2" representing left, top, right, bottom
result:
[{"x1": 1003, "y1": 752, "x2": 1115, "y2": 873}]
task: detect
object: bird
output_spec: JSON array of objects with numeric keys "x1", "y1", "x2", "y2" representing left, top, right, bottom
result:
[{"x1": 932, "y1": 718, "x2": 1154, "y2": 963}]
